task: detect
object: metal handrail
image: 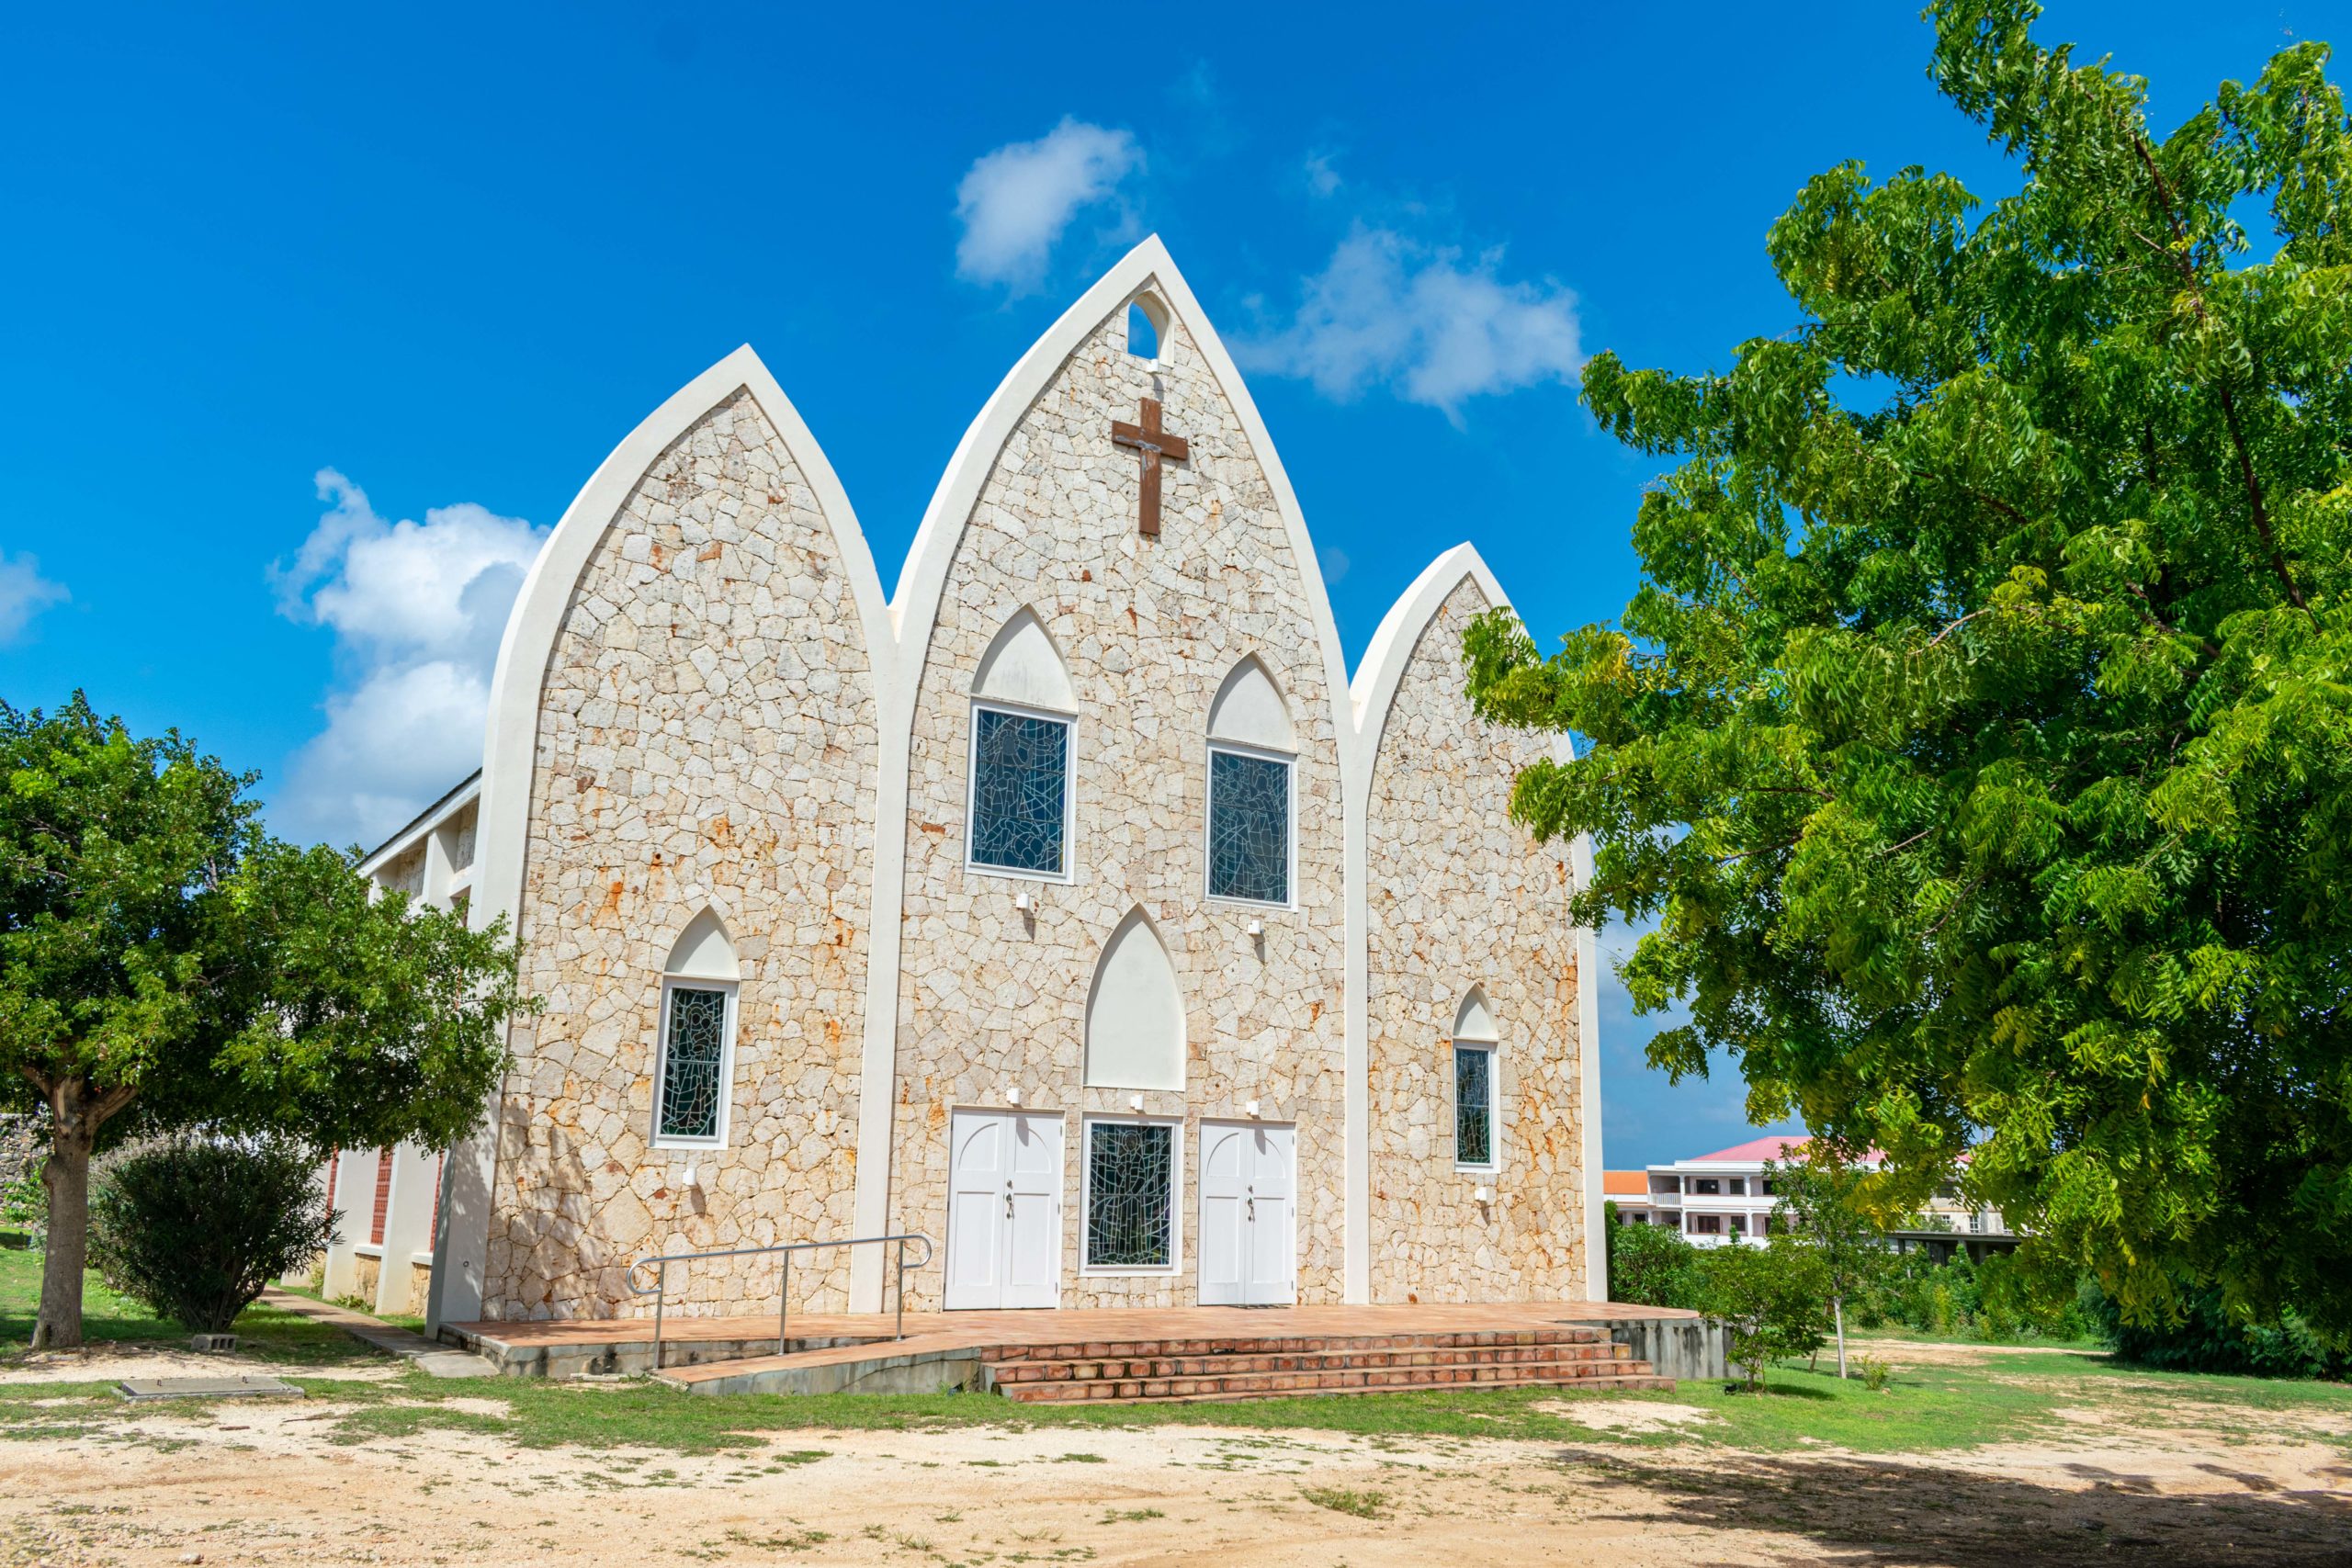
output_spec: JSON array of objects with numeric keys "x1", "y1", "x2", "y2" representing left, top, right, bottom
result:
[{"x1": 626, "y1": 1231, "x2": 936, "y2": 1372}]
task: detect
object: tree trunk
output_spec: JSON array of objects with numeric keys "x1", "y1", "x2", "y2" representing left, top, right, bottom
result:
[
  {"x1": 32, "y1": 1122, "x2": 95, "y2": 1351},
  {"x1": 1834, "y1": 1293, "x2": 1848, "y2": 1380},
  {"x1": 30, "y1": 1077, "x2": 113, "y2": 1353}
]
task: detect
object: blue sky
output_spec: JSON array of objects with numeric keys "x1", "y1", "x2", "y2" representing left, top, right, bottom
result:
[{"x1": 0, "y1": 1, "x2": 2325, "y2": 1166}]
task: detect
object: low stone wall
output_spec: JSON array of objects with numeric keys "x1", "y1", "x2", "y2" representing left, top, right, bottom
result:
[{"x1": 1609, "y1": 1315, "x2": 1730, "y2": 1382}]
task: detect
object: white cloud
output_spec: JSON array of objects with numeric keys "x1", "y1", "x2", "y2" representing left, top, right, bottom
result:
[
  {"x1": 1237, "y1": 226, "x2": 1584, "y2": 420},
  {"x1": 269, "y1": 468, "x2": 546, "y2": 849},
  {"x1": 955, "y1": 118, "x2": 1143, "y2": 291},
  {"x1": 1302, "y1": 151, "x2": 1342, "y2": 198},
  {"x1": 0, "y1": 551, "x2": 68, "y2": 645}
]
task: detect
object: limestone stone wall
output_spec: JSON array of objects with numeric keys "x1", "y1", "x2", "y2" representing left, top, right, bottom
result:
[
  {"x1": 889, "y1": 301, "x2": 1348, "y2": 1308},
  {"x1": 485, "y1": 390, "x2": 877, "y2": 1321},
  {"x1": 1364, "y1": 578, "x2": 1586, "y2": 1303}
]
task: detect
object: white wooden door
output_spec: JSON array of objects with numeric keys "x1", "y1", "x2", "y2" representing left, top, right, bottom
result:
[
  {"x1": 1196, "y1": 1122, "x2": 1295, "y2": 1306},
  {"x1": 945, "y1": 1110, "x2": 1062, "y2": 1310}
]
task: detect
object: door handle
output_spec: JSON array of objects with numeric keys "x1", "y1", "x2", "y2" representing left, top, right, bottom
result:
[{"x1": 1246, "y1": 1197, "x2": 1255, "y2": 1222}]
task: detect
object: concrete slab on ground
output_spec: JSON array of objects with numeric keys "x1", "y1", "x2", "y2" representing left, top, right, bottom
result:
[
  {"x1": 119, "y1": 1375, "x2": 302, "y2": 1402},
  {"x1": 259, "y1": 1288, "x2": 498, "y2": 1379}
]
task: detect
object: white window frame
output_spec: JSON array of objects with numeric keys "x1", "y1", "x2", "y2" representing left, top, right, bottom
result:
[
  {"x1": 966, "y1": 698, "x2": 1078, "y2": 884},
  {"x1": 1452, "y1": 1039, "x2": 1498, "y2": 1174},
  {"x1": 1202, "y1": 739, "x2": 1296, "y2": 909},
  {"x1": 651, "y1": 976, "x2": 739, "y2": 1150},
  {"x1": 1077, "y1": 1114, "x2": 1184, "y2": 1277}
]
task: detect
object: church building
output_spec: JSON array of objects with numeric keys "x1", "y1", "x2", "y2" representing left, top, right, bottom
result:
[{"x1": 389, "y1": 238, "x2": 1600, "y2": 1329}]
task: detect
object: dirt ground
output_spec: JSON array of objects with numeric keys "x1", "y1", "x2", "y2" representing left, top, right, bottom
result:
[{"x1": 5, "y1": 1346, "x2": 2349, "y2": 1568}]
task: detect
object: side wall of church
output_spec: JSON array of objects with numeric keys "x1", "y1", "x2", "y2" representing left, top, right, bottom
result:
[
  {"x1": 485, "y1": 390, "x2": 877, "y2": 1320},
  {"x1": 1364, "y1": 579, "x2": 1587, "y2": 1303},
  {"x1": 888, "y1": 305, "x2": 1349, "y2": 1309}
]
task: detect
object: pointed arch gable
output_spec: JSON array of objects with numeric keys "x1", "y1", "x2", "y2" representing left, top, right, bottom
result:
[
  {"x1": 472, "y1": 344, "x2": 890, "y2": 959},
  {"x1": 1207, "y1": 654, "x2": 1295, "y2": 751},
  {"x1": 886, "y1": 236, "x2": 1351, "y2": 744},
  {"x1": 1084, "y1": 908, "x2": 1185, "y2": 1091},
  {"x1": 1345, "y1": 544, "x2": 1575, "y2": 804},
  {"x1": 973, "y1": 606, "x2": 1075, "y2": 710}
]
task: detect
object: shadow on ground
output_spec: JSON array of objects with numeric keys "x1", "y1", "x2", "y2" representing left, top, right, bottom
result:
[{"x1": 1557, "y1": 1444, "x2": 2352, "y2": 1566}]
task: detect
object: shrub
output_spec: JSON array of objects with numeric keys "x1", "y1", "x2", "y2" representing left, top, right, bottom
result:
[
  {"x1": 2090, "y1": 1285, "x2": 2348, "y2": 1381},
  {"x1": 88, "y1": 1134, "x2": 337, "y2": 1334},
  {"x1": 1702, "y1": 1236, "x2": 1828, "y2": 1390},
  {"x1": 1609, "y1": 1220, "x2": 1706, "y2": 1310},
  {"x1": 1855, "y1": 1354, "x2": 1892, "y2": 1393}
]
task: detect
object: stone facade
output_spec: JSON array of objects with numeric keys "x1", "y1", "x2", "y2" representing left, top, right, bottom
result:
[
  {"x1": 487, "y1": 392, "x2": 876, "y2": 1318},
  {"x1": 888, "y1": 308, "x2": 1348, "y2": 1309},
  {"x1": 1364, "y1": 579, "x2": 1586, "y2": 1303},
  {"x1": 451, "y1": 241, "x2": 1596, "y2": 1325}
]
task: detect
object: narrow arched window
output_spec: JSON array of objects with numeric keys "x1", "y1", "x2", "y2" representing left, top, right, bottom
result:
[
  {"x1": 654, "y1": 911, "x2": 740, "y2": 1148},
  {"x1": 1204, "y1": 657, "x2": 1295, "y2": 906},
  {"x1": 969, "y1": 609, "x2": 1077, "y2": 879},
  {"x1": 1453, "y1": 988, "x2": 1498, "y2": 1172}
]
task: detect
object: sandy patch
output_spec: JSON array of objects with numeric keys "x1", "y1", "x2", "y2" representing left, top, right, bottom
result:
[
  {"x1": 4, "y1": 1398, "x2": 2348, "y2": 1567},
  {"x1": 1533, "y1": 1397, "x2": 1719, "y2": 1433},
  {"x1": 0, "y1": 1343, "x2": 402, "y2": 1386}
]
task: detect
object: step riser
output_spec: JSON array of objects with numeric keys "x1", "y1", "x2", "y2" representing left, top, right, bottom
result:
[
  {"x1": 989, "y1": 1346, "x2": 1632, "y2": 1383},
  {"x1": 1001, "y1": 1369, "x2": 1672, "y2": 1404},
  {"x1": 989, "y1": 1328, "x2": 1604, "y2": 1361}
]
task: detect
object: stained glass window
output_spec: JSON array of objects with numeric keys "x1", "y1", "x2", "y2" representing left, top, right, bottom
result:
[
  {"x1": 1085, "y1": 1122, "x2": 1174, "y2": 1268},
  {"x1": 658, "y1": 984, "x2": 729, "y2": 1142},
  {"x1": 970, "y1": 707, "x2": 1069, "y2": 874},
  {"x1": 1207, "y1": 749, "x2": 1290, "y2": 904},
  {"x1": 1453, "y1": 1043, "x2": 1494, "y2": 1168}
]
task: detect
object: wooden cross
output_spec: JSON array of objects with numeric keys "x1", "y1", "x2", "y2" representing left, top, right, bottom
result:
[{"x1": 1111, "y1": 397, "x2": 1189, "y2": 538}]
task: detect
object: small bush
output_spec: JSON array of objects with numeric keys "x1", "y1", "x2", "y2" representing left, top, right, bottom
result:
[
  {"x1": 1609, "y1": 1221, "x2": 1707, "y2": 1310},
  {"x1": 1855, "y1": 1354, "x2": 1892, "y2": 1392},
  {"x1": 1703, "y1": 1236, "x2": 1828, "y2": 1390},
  {"x1": 89, "y1": 1134, "x2": 337, "y2": 1333}
]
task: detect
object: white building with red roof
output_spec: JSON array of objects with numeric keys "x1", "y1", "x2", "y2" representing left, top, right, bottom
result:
[{"x1": 1605, "y1": 1135, "x2": 2014, "y2": 1258}]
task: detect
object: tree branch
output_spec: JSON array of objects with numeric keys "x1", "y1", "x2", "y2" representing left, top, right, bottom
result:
[{"x1": 2124, "y1": 121, "x2": 2308, "y2": 612}]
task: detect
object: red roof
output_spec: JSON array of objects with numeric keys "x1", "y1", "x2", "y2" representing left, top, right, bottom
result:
[{"x1": 1687, "y1": 1134, "x2": 1811, "y2": 1164}]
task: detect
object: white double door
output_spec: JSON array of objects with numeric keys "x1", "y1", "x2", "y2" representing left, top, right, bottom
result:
[
  {"x1": 1197, "y1": 1121, "x2": 1296, "y2": 1306},
  {"x1": 944, "y1": 1110, "x2": 1063, "y2": 1310}
]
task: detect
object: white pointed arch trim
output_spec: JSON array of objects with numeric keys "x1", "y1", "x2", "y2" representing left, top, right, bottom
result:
[
  {"x1": 973, "y1": 606, "x2": 1076, "y2": 710},
  {"x1": 664, "y1": 908, "x2": 741, "y2": 981},
  {"x1": 1207, "y1": 653, "x2": 1295, "y2": 751},
  {"x1": 1453, "y1": 986, "x2": 1498, "y2": 1042},
  {"x1": 1083, "y1": 908, "x2": 1186, "y2": 1092},
  {"x1": 469, "y1": 344, "x2": 888, "y2": 958},
  {"x1": 435, "y1": 344, "x2": 889, "y2": 1327},
  {"x1": 888, "y1": 235, "x2": 1352, "y2": 734}
]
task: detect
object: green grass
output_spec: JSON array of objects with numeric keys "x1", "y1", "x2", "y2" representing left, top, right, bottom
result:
[
  {"x1": 1845, "y1": 1324, "x2": 2107, "y2": 1352},
  {"x1": 0, "y1": 1247, "x2": 380, "y2": 1368},
  {"x1": 6, "y1": 1244, "x2": 2345, "y2": 1463},
  {"x1": 1299, "y1": 1485, "x2": 1388, "y2": 1518}
]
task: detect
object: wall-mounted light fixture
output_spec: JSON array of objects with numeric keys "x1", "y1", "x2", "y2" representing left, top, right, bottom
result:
[
  {"x1": 1246, "y1": 918, "x2": 1262, "y2": 938},
  {"x1": 1014, "y1": 890, "x2": 1033, "y2": 913},
  {"x1": 1474, "y1": 1184, "x2": 1492, "y2": 1204},
  {"x1": 1129, "y1": 1094, "x2": 1145, "y2": 1111},
  {"x1": 1245, "y1": 1100, "x2": 1261, "y2": 1118},
  {"x1": 1005, "y1": 1086, "x2": 1022, "y2": 1106}
]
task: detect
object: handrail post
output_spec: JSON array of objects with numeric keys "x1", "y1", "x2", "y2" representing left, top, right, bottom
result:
[
  {"x1": 894, "y1": 1236, "x2": 908, "y2": 1341},
  {"x1": 652, "y1": 1260, "x2": 668, "y2": 1373},
  {"x1": 778, "y1": 1247, "x2": 791, "y2": 1358}
]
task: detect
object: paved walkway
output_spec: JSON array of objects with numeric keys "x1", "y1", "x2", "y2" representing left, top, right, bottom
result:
[
  {"x1": 453, "y1": 1299, "x2": 1692, "y2": 1366},
  {"x1": 260, "y1": 1289, "x2": 495, "y2": 1379}
]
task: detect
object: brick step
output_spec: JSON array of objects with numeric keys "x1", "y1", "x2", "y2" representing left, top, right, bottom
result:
[
  {"x1": 987, "y1": 1326, "x2": 1608, "y2": 1362},
  {"x1": 988, "y1": 1340, "x2": 1633, "y2": 1385},
  {"x1": 996, "y1": 1362, "x2": 1671, "y2": 1405}
]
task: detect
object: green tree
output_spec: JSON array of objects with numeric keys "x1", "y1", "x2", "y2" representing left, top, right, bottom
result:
[
  {"x1": 1465, "y1": 0, "x2": 2352, "y2": 1343},
  {"x1": 1703, "y1": 1237, "x2": 1831, "y2": 1392},
  {"x1": 1, "y1": 695, "x2": 531, "y2": 1348},
  {"x1": 1768, "y1": 1143, "x2": 1890, "y2": 1377},
  {"x1": 1609, "y1": 1215, "x2": 1709, "y2": 1310}
]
